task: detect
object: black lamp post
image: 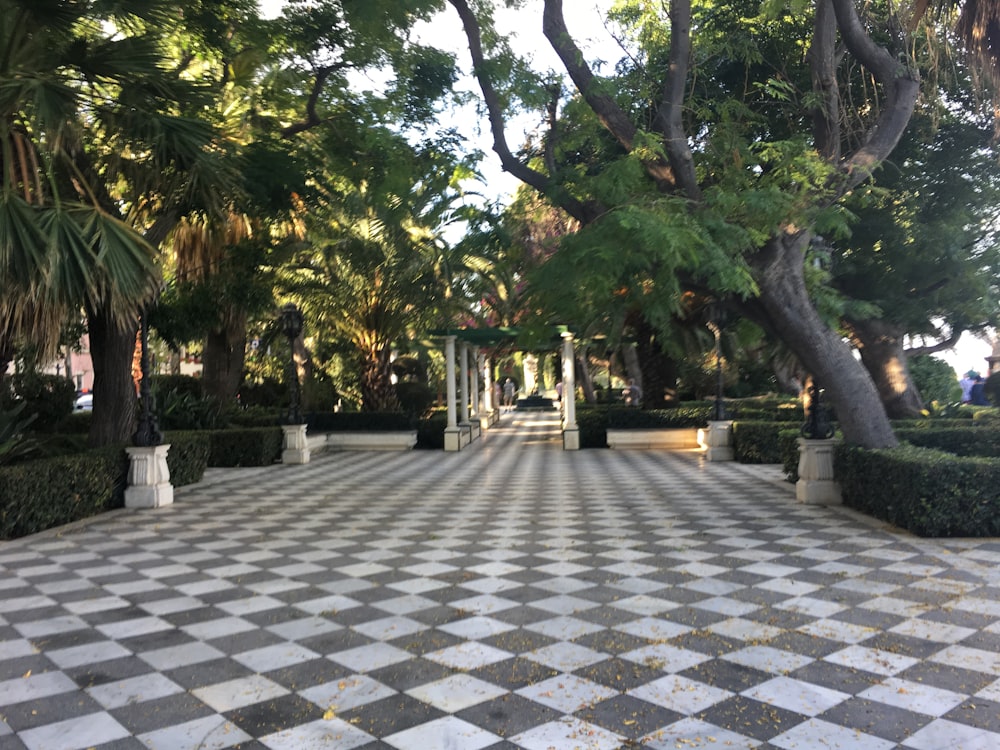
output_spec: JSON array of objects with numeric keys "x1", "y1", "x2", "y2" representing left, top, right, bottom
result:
[
  {"x1": 133, "y1": 306, "x2": 162, "y2": 447},
  {"x1": 707, "y1": 303, "x2": 728, "y2": 421},
  {"x1": 801, "y1": 378, "x2": 835, "y2": 439},
  {"x1": 279, "y1": 302, "x2": 305, "y2": 425}
]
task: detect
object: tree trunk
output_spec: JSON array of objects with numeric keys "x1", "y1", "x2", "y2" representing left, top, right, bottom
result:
[
  {"x1": 752, "y1": 232, "x2": 897, "y2": 448},
  {"x1": 576, "y1": 346, "x2": 596, "y2": 403},
  {"x1": 86, "y1": 303, "x2": 138, "y2": 448},
  {"x1": 201, "y1": 308, "x2": 248, "y2": 404},
  {"x1": 849, "y1": 318, "x2": 925, "y2": 419},
  {"x1": 361, "y1": 346, "x2": 399, "y2": 412},
  {"x1": 631, "y1": 313, "x2": 680, "y2": 408}
]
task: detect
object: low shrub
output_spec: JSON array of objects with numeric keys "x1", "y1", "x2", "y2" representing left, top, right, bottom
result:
[
  {"x1": 607, "y1": 406, "x2": 712, "y2": 429},
  {"x1": 896, "y1": 427, "x2": 1000, "y2": 457},
  {"x1": 416, "y1": 414, "x2": 447, "y2": 449},
  {"x1": 577, "y1": 408, "x2": 611, "y2": 448},
  {"x1": 0, "y1": 446, "x2": 127, "y2": 539},
  {"x1": 730, "y1": 405, "x2": 804, "y2": 423},
  {"x1": 396, "y1": 382, "x2": 436, "y2": 417},
  {"x1": 8, "y1": 372, "x2": 76, "y2": 432},
  {"x1": 733, "y1": 421, "x2": 790, "y2": 463},
  {"x1": 152, "y1": 374, "x2": 202, "y2": 399},
  {"x1": 238, "y1": 378, "x2": 286, "y2": 409},
  {"x1": 162, "y1": 432, "x2": 211, "y2": 485},
  {"x1": 227, "y1": 406, "x2": 280, "y2": 428},
  {"x1": 204, "y1": 427, "x2": 283, "y2": 466},
  {"x1": 307, "y1": 412, "x2": 414, "y2": 432},
  {"x1": 835, "y1": 443, "x2": 1000, "y2": 537},
  {"x1": 780, "y1": 429, "x2": 804, "y2": 482}
]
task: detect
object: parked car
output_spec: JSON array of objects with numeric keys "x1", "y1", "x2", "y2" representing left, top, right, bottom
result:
[{"x1": 74, "y1": 392, "x2": 93, "y2": 411}]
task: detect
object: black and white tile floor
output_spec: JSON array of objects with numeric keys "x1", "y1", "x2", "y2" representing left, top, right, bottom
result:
[{"x1": 3, "y1": 412, "x2": 1000, "y2": 749}]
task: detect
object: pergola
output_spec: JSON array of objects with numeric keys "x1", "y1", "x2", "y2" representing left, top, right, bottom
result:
[{"x1": 431, "y1": 326, "x2": 580, "y2": 451}]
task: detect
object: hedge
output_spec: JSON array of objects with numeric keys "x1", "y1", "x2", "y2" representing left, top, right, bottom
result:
[
  {"x1": 307, "y1": 412, "x2": 414, "y2": 432},
  {"x1": 606, "y1": 406, "x2": 713, "y2": 429},
  {"x1": 0, "y1": 446, "x2": 127, "y2": 539},
  {"x1": 896, "y1": 427, "x2": 1000, "y2": 458},
  {"x1": 835, "y1": 443, "x2": 1000, "y2": 537},
  {"x1": 204, "y1": 427, "x2": 283, "y2": 467},
  {"x1": 733, "y1": 421, "x2": 793, "y2": 463},
  {"x1": 162, "y1": 432, "x2": 211, "y2": 485}
]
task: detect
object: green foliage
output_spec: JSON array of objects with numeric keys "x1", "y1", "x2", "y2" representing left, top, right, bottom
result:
[
  {"x1": 780, "y1": 429, "x2": 803, "y2": 482},
  {"x1": 157, "y1": 390, "x2": 228, "y2": 431},
  {"x1": 732, "y1": 420, "x2": 789, "y2": 463},
  {"x1": 0, "y1": 446, "x2": 127, "y2": 540},
  {"x1": 204, "y1": 427, "x2": 282, "y2": 467},
  {"x1": 908, "y1": 356, "x2": 962, "y2": 404},
  {"x1": 396, "y1": 382, "x2": 436, "y2": 417},
  {"x1": 152, "y1": 375, "x2": 203, "y2": 399},
  {"x1": 239, "y1": 379, "x2": 287, "y2": 409},
  {"x1": 606, "y1": 406, "x2": 713, "y2": 429},
  {"x1": 836, "y1": 443, "x2": 1000, "y2": 537},
  {"x1": 162, "y1": 432, "x2": 211, "y2": 486},
  {"x1": 0, "y1": 402, "x2": 39, "y2": 466},
  {"x1": 415, "y1": 413, "x2": 447, "y2": 450},
  {"x1": 8, "y1": 372, "x2": 76, "y2": 432},
  {"x1": 985, "y1": 373, "x2": 1000, "y2": 406},
  {"x1": 576, "y1": 407, "x2": 611, "y2": 449},
  {"x1": 896, "y1": 427, "x2": 1000, "y2": 457}
]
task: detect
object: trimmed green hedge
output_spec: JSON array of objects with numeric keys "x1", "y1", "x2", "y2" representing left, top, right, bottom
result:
[
  {"x1": 205, "y1": 427, "x2": 283, "y2": 467},
  {"x1": 607, "y1": 406, "x2": 712, "y2": 429},
  {"x1": 576, "y1": 408, "x2": 611, "y2": 448},
  {"x1": 307, "y1": 412, "x2": 414, "y2": 432},
  {"x1": 416, "y1": 414, "x2": 447, "y2": 449},
  {"x1": 835, "y1": 443, "x2": 1000, "y2": 537},
  {"x1": 0, "y1": 446, "x2": 127, "y2": 539},
  {"x1": 896, "y1": 427, "x2": 1000, "y2": 457},
  {"x1": 733, "y1": 421, "x2": 791, "y2": 463},
  {"x1": 162, "y1": 432, "x2": 211, "y2": 485}
]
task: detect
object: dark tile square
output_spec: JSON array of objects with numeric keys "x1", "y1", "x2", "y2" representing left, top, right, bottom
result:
[
  {"x1": 339, "y1": 694, "x2": 446, "y2": 737},
  {"x1": 366, "y1": 656, "x2": 455, "y2": 692},
  {"x1": 456, "y1": 693, "x2": 562, "y2": 738},
  {"x1": 1, "y1": 688, "x2": 102, "y2": 731},
  {"x1": 468, "y1": 657, "x2": 559, "y2": 690},
  {"x1": 571, "y1": 629, "x2": 649, "y2": 655},
  {"x1": 896, "y1": 661, "x2": 996, "y2": 695},
  {"x1": 225, "y1": 693, "x2": 324, "y2": 738},
  {"x1": 761, "y1": 631, "x2": 842, "y2": 659},
  {"x1": 298, "y1": 628, "x2": 374, "y2": 655},
  {"x1": 817, "y1": 697, "x2": 931, "y2": 742},
  {"x1": 407, "y1": 605, "x2": 467, "y2": 627},
  {"x1": 120, "y1": 629, "x2": 197, "y2": 653},
  {"x1": 388, "y1": 628, "x2": 464, "y2": 656},
  {"x1": 680, "y1": 659, "x2": 771, "y2": 693},
  {"x1": 661, "y1": 606, "x2": 729, "y2": 629},
  {"x1": 575, "y1": 693, "x2": 682, "y2": 738},
  {"x1": 165, "y1": 657, "x2": 255, "y2": 690},
  {"x1": 574, "y1": 657, "x2": 663, "y2": 690},
  {"x1": 668, "y1": 630, "x2": 741, "y2": 656},
  {"x1": 944, "y1": 698, "x2": 1000, "y2": 733},
  {"x1": 0, "y1": 654, "x2": 56, "y2": 682},
  {"x1": 67, "y1": 656, "x2": 157, "y2": 688},
  {"x1": 480, "y1": 628, "x2": 556, "y2": 655},
  {"x1": 858, "y1": 631, "x2": 947, "y2": 659},
  {"x1": 112, "y1": 692, "x2": 215, "y2": 734},
  {"x1": 29, "y1": 628, "x2": 107, "y2": 652},
  {"x1": 205, "y1": 628, "x2": 285, "y2": 656},
  {"x1": 574, "y1": 606, "x2": 642, "y2": 628},
  {"x1": 699, "y1": 695, "x2": 807, "y2": 741},
  {"x1": 830, "y1": 608, "x2": 905, "y2": 631},
  {"x1": 265, "y1": 658, "x2": 351, "y2": 691}
]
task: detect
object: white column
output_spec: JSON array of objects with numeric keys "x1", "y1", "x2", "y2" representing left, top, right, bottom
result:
[
  {"x1": 459, "y1": 342, "x2": 470, "y2": 425},
  {"x1": 470, "y1": 346, "x2": 481, "y2": 420},
  {"x1": 482, "y1": 353, "x2": 496, "y2": 425},
  {"x1": 561, "y1": 332, "x2": 579, "y2": 450},
  {"x1": 444, "y1": 335, "x2": 462, "y2": 451}
]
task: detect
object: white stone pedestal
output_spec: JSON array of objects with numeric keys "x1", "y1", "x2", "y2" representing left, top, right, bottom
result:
[
  {"x1": 698, "y1": 420, "x2": 734, "y2": 461},
  {"x1": 444, "y1": 427, "x2": 463, "y2": 452},
  {"x1": 282, "y1": 424, "x2": 310, "y2": 464},
  {"x1": 796, "y1": 437, "x2": 842, "y2": 505},
  {"x1": 563, "y1": 428, "x2": 580, "y2": 451},
  {"x1": 125, "y1": 445, "x2": 173, "y2": 508}
]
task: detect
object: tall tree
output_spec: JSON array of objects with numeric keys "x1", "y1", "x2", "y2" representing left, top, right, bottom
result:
[{"x1": 445, "y1": 0, "x2": 946, "y2": 447}]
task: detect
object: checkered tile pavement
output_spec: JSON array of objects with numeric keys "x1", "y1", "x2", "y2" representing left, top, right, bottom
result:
[{"x1": 3, "y1": 412, "x2": 1000, "y2": 750}]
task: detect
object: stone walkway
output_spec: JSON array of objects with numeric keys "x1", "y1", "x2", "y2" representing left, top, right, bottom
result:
[{"x1": 3, "y1": 412, "x2": 1000, "y2": 749}]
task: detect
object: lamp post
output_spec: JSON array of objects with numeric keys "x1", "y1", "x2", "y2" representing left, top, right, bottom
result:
[
  {"x1": 280, "y1": 303, "x2": 305, "y2": 425},
  {"x1": 133, "y1": 306, "x2": 162, "y2": 447}
]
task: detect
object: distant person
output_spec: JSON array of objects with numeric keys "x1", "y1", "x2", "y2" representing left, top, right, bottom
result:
[
  {"x1": 960, "y1": 370, "x2": 977, "y2": 403},
  {"x1": 555, "y1": 381, "x2": 563, "y2": 402},
  {"x1": 502, "y1": 378, "x2": 516, "y2": 408},
  {"x1": 971, "y1": 375, "x2": 990, "y2": 406},
  {"x1": 623, "y1": 378, "x2": 641, "y2": 407}
]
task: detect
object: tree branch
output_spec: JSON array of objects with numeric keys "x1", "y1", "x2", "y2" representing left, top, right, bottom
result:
[
  {"x1": 905, "y1": 327, "x2": 963, "y2": 358},
  {"x1": 652, "y1": 0, "x2": 700, "y2": 200},
  {"x1": 281, "y1": 65, "x2": 341, "y2": 138},
  {"x1": 541, "y1": 0, "x2": 677, "y2": 190},
  {"x1": 808, "y1": 0, "x2": 840, "y2": 161},
  {"x1": 831, "y1": 0, "x2": 920, "y2": 192}
]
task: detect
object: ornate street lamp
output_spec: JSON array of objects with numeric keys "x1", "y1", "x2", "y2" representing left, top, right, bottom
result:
[
  {"x1": 133, "y1": 306, "x2": 162, "y2": 447},
  {"x1": 706, "y1": 303, "x2": 728, "y2": 421},
  {"x1": 801, "y1": 378, "x2": 835, "y2": 439},
  {"x1": 279, "y1": 302, "x2": 305, "y2": 425}
]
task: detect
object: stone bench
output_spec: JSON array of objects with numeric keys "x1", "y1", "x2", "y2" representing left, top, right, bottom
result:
[
  {"x1": 307, "y1": 431, "x2": 418, "y2": 453},
  {"x1": 606, "y1": 428, "x2": 701, "y2": 450}
]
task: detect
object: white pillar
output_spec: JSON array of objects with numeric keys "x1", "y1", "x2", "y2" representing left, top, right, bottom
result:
[
  {"x1": 467, "y1": 345, "x2": 481, "y2": 440},
  {"x1": 281, "y1": 423, "x2": 310, "y2": 464},
  {"x1": 470, "y1": 346, "x2": 481, "y2": 419},
  {"x1": 458, "y1": 342, "x2": 470, "y2": 425},
  {"x1": 796, "y1": 438, "x2": 842, "y2": 504},
  {"x1": 444, "y1": 335, "x2": 462, "y2": 451},
  {"x1": 482, "y1": 354, "x2": 496, "y2": 426},
  {"x1": 561, "y1": 332, "x2": 579, "y2": 450},
  {"x1": 698, "y1": 420, "x2": 734, "y2": 461},
  {"x1": 125, "y1": 444, "x2": 173, "y2": 508}
]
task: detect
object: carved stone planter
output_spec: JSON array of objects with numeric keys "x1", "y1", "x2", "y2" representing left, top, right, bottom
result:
[
  {"x1": 796, "y1": 437, "x2": 842, "y2": 505},
  {"x1": 125, "y1": 445, "x2": 173, "y2": 509},
  {"x1": 281, "y1": 424, "x2": 310, "y2": 465},
  {"x1": 698, "y1": 420, "x2": 734, "y2": 462}
]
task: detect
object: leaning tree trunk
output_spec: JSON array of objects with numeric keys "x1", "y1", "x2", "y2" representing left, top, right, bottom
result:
[
  {"x1": 360, "y1": 345, "x2": 400, "y2": 412},
  {"x1": 576, "y1": 346, "x2": 596, "y2": 403},
  {"x1": 86, "y1": 303, "x2": 138, "y2": 448},
  {"x1": 201, "y1": 307, "x2": 248, "y2": 405},
  {"x1": 848, "y1": 318, "x2": 925, "y2": 419},
  {"x1": 753, "y1": 232, "x2": 897, "y2": 448},
  {"x1": 630, "y1": 312, "x2": 680, "y2": 408}
]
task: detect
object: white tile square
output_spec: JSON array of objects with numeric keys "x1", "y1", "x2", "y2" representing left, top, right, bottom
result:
[
  {"x1": 742, "y1": 676, "x2": 849, "y2": 716},
  {"x1": 517, "y1": 674, "x2": 617, "y2": 713},
  {"x1": 138, "y1": 714, "x2": 253, "y2": 750},
  {"x1": 526, "y1": 615, "x2": 605, "y2": 640},
  {"x1": 723, "y1": 645, "x2": 815, "y2": 675},
  {"x1": 527, "y1": 641, "x2": 606, "y2": 671},
  {"x1": 613, "y1": 616, "x2": 692, "y2": 641},
  {"x1": 180, "y1": 616, "x2": 259, "y2": 641},
  {"x1": 641, "y1": 717, "x2": 761, "y2": 748},
  {"x1": 48, "y1": 641, "x2": 132, "y2": 669},
  {"x1": 860, "y1": 677, "x2": 966, "y2": 716},
  {"x1": 774, "y1": 596, "x2": 847, "y2": 618},
  {"x1": 824, "y1": 645, "x2": 919, "y2": 676},
  {"x1": 628, "y1": 674, "x2": 732, "y2": 714},
  {"x1": 797, "y1": 618, "x2": 878, "y2": 644},
  {"x1": 437, "y1": 616, "x2": 516, "y2": 640},
  {"x1": 449, "y1": 594, "x2": 519, "y2": 615},
  {"x1": 705, "y1": 617, "x2": 783, "y2": 642},
  {"x1": 193, "y1": 675, "x2": 289, "y2": 712},
  {"x1": 266, "y1": 616, "x2": 342, "y2": 641},
  {"x1": 86, "y1": 672, "x2": 183, "y2": 709},
  {"x1": 293, "y1": 595, "x2": 361, "y2": 616},
  {"x1": 261, "y1": 718, "x2": 371, "y2": 749},
  {"x1": 529, "y1": 594, "x2": 599, "y2": 615},
  {"x1": 233, "y1": 643, "x2": 319, "y2": 672},
  {"x1": 18, "y1": 712, "x2": 130, "y2": 750},
  {"x1": 406, "y1": 674, "x2": 507, "y2": 712},
  {"x1": 611, "y1": 595, "x2": 680, "y2": 616},
  {"x1": 424, "y1": 642, "x2": 512, "y2": 670},
  {"x1": 384, "y1": 716, "x2": 500, "y2": 750},
  {"x1": 329, "y1": 643, "x2": 414, "y2": 672},
  {"x1": 511, "y1": 718, "x2": 625, "y2": 750},
  {"x1": 351, "y1": 616, "x2": 425, "y2": 641},
  {"x1": 0, "y1": 671, "x2": 79, "y2": 705},
  {"x1": 770, "y1": 718, "x2": 894, "y2": 750},
  {"x1": 370, "y1": 594, "x2": 438, "y2": 615},
  {"x1": 300, "y1": 674, "x2": 396, "y2": 712},
  {"x1": 900, "y1": 718, "x2": 998, "y2": 750},
  {"x1": 620, "y1": 643, "x2": 712, "y2": 673}
]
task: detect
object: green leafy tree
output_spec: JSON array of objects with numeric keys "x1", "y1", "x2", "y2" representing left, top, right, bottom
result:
[
  {"x1": 908, "y1": 355, "x2": 962, "y2": 405},
  {"x1": 444, "y1": 0, "x2": 994, "y2": 448}
]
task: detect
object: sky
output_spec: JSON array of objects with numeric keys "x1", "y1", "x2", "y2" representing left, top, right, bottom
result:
[{"x1": 256, "y1": 0, "x2": 994, "y2": 379}]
